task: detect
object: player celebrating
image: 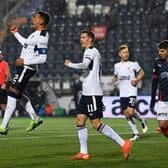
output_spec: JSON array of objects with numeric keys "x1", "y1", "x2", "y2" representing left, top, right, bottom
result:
[
  {"x1": 150, "y1": 40, "x2": 168, "y2": 138},
  {"x1": 112, "y1": 44, "x2": 148, "y2": 141},
  {"x1": 0, "y1": 11, "x2": 50, "y2": 135},
  {"x1": 64, "y1": 31, "x2": 131, "y2": 160}
]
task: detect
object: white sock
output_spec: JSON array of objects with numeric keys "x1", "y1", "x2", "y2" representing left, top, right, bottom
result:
[
  {"x1": 77, "y1": 125, "x2": 88, "y2": 154},
  {"x1": 127, "y1": 118, "x2": 139, "y2": 134},
  {"x1": 25, "y1": 101, "x2": 38, "y2": 120},
  {"x1": 98, "y1": 124, "x2": 125, "y2": 146},
  {"x1": 1, "y1": 96, "x2": 17, "y2": 129}
]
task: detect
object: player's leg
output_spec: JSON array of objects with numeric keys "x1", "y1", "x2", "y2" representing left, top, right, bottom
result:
[
  {"x1": 156, "y1": 101, "x2": 168, "y2": 138},
  {"x1": 71, "y1": 114, "x2": 89, "y2": 160},
  {"x1": 15, "y1": 67, "x2": 40, "y2": 131},
  {"x1": 19, "y1": 93, "x2": 43, "y2": 131},
  {"x1": 0, "y1": 86, "x2": 19, "y2": 135},
  {"x1": 91, "y1": 117, "x2": 131, "y2": 160},
  {"x1": 92, "y1": 118, "x2": 124, "y2": 145},
  {"x1": 134, "y1": 110, "x2": 148, "y2": 133},
  {"x1": 125, "y1": 107, "x2": 140, "y2": 141},
  {"x1": 91, "y1": 96, "x2": 131, "y2": 160},
  {"x1": 71, "y1": 95, "x2": 89, "y2": 160},
  {"x1": 122, "y1": 97, "x2": 140, "y2": 141}
]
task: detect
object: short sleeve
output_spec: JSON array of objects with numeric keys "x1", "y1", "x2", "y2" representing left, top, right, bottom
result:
[
  {"x1": 114, "y1": 64, "x2": 118, "y2": 75},
  {"x1": 84, "y1": 49, "x2": 94, "y2": 61},
  {"x1": 134, "y1": 62, "x2": 141, "y2": 72}
]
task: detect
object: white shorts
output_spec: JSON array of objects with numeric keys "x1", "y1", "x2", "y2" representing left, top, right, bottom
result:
[{"x1": 157, "y1": 101, "x2": 168, "y2": 120}]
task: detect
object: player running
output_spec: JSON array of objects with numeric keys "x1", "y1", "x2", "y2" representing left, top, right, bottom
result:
[{"x1": 112, "y1": 44, "x2": 148, "y2": 141}]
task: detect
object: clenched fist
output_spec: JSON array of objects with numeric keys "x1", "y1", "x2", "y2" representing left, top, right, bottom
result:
[{"x1": 10, "y1": 25, "x2": 19, "y2": 34}]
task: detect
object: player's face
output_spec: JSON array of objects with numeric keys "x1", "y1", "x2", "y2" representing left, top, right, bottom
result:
[
  {"x1": 158, "y1": 48, "x2": 168, "y2": 60},
  {"x1": 119, "y1": 48, "x2": 129, "y2": 61},
  {"x1": 31, "y1": 13, "x2": 43, "y2": 29},
  {"x1": 80, "y1": 33, "x2": 92, "y2": 48}
]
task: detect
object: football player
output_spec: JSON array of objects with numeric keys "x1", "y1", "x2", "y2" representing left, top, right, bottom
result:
[
  {"x1": 0, "y1": 11, "x2": 50, "y2": 135},
  {"x1": 64, "y1": 31, "x2": 131, "y2": 160},
  {"x1": 112, "y1": 44, "x2": 148, "y2": 141},
  {"x1": 150, "y1": 40, "x2": 168, "y2": 138}
]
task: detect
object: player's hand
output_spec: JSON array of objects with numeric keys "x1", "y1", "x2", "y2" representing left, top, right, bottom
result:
[
  {"x1": 64, "y1": 59, "x2": 71, "y2": 66},
  {"x1": 10, "y1": 25, "x2": 19, "y2": 34},
  {"x1": 15, "y1": 58, "x2": 24, "y2": 67},
  {"x1": 131, "y1": 80, "x2": 137, "y2": 86}
]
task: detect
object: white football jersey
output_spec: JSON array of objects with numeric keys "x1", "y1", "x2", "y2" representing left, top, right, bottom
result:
[
  {"x1": 114, "y1": 61, "x2": 141, "y2": 97},
  {"x1": 68, "y1": 47, "x2": 103, "y2": 96},
  {"x1": 14, "y1": 30, "x2": 49, "y2": 65},
  {"x1": 82, "y1": 47, "x2": 103, "y2": 95}
]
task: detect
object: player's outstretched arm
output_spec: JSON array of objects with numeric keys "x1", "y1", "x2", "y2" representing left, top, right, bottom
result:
[
  {"x1": 10, "y1": 25, "x2": 26, "y2": 46},
  {"x1": 64, "y1": 58, "x2": 90, "y2": 70}
]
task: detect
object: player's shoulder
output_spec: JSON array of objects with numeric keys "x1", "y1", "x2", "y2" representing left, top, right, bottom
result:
[
  {"x1": 85, "y1": 47, "x2": 100, "y2": 56},
  {"x1": 86, "y1": 47, "x2": 99, "y2": 53},
  {"x1": 34, "y1": 30, "x2": 48, "y2": 38},
  {"x1": 114, "y1": 61, "x2": 121, "y2": 67},
  {"x1": 127, "y1": 60, "x2": 138, "y2": 65}
]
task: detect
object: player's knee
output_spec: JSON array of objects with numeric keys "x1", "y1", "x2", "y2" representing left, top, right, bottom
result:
[
  {"x1": 92, "y1": 122, "x2": 99, "y2": 129},
  {"x1": 76, "y1": 117, "x2": 85, "y2": 126},
  {"x1": 161, "y1": 127, "x2": 168, "y2": 138},
  {"x1": 8, "y1": 86, "x2": 21, "y2": 99},
  {"x1": 125, "y1": 109, "x2": 134, "y2": 118},
  {"x1": 124, "y1": 110, "x2": 131, "y2": 118}
]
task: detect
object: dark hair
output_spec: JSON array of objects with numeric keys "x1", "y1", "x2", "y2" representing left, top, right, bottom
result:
[
  {"x1": 37, "y1": 11, "x2": 50, "y2": 26},
  {"x1": 81, "y1": 30, "x2": 95, "y2": 43},
  {"x1": 158, "y1": 40, "x2": 168, "y2": 49}
]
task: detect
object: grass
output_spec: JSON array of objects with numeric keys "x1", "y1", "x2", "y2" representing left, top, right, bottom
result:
[{"x1": 0, "y1": 117, "x2": 168, "y2": 168}]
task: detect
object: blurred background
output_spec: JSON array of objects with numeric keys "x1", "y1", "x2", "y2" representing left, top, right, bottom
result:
[{"x1": 0, "y1": 0, "x2": 167, "y2": 117}]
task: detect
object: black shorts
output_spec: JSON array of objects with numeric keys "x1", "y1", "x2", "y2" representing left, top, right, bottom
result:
[
  {"x1": 120, "y1": 96, "x2": 136, "y2": 111},
  {"x1": 77, "y1": 95, "x2": 104, "y2": 120},
  {"x1": 11, "y1": 66, "x2": 36, "y2": 92},
  {"x1": 0, "y1": 88, "x2": 7, "y2": 104}
]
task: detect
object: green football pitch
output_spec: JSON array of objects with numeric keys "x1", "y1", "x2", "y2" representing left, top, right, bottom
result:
[{"x1": 0, "y1": 117, "x2": 167, "y2": 168}]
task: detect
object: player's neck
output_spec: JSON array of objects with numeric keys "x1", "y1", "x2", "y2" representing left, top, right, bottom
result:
[
  {"x1": 36, "y1": 25, "x2": 47, "y2": 31},
  {"x1": 86, "y1": 44, "x2": 94, "y2": 49},
  {"x1": 121, "y1": 60, "x2": 127, "y2": 63}
]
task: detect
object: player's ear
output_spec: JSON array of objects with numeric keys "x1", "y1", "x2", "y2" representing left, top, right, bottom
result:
[
  {"x1": 88, "y1": 37, "x2": 92, "y2": 43},
  {"x1": 118, "y1": 52, "x2": 121, "y2": 57}
]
